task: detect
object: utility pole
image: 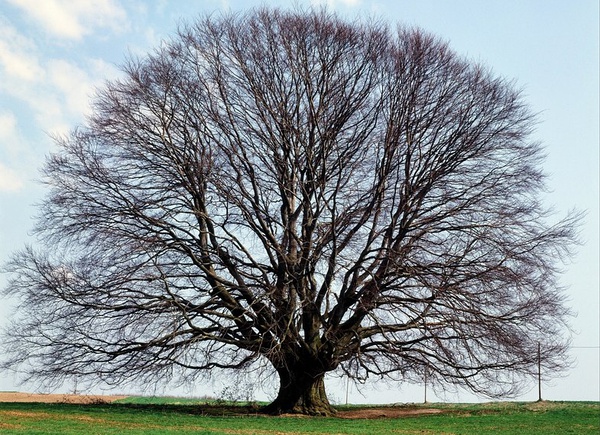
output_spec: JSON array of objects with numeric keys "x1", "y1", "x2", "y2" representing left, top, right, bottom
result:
[
  {"x1": 424, "y1": 369, "x2": 428, "y2": 403},
  {"x1": 537, "y1": 342, "x2": 542, "y2": 402},
  {"x1": 345, "y1": 377, "x2": 349, "y2": 406}
]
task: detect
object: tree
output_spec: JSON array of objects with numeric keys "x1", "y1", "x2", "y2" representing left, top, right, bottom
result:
[{"x1": 1, "y1": 8, "x2": 579, "y2": 415}]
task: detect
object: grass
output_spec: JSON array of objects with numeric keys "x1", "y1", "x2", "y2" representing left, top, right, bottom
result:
[{"x1": 0, "y1": 400, "x2": 598, "y2": 434}]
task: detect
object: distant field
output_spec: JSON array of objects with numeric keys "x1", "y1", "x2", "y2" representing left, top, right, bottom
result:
[{"x1": 0, "y1": 396, "x2": 598, "y2": 434}]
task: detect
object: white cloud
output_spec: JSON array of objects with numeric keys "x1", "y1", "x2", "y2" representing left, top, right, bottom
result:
[
  {"x1": 0, "y1": 112, "x2": 24, "y2": 193},
  {"x1": 0, "y1": 112, "x2": 18, "y2": 139},
  {"x1": 0, "y1": 5, "x2": 127, "y2": 193},
  {"x1": 0, "y1": 24, "x2": 44, "y2": 82},
  {"x1": 310, "y1": 0, "x2": 362, "y2": 7},
  {"x1": 0, "y1": 162, "x2": 24, "y2": 193},
  {"x1": 0, "y1": 112, "x2": 20, "y2": 157},
  {"x1": 46, "y1": 57, "x2": 121, "y2": 126},
  {"x1": 0, "y1": 18, "x2": 120, "y2": 138},
  {"x1": 48, "y1": 59, "x2": 95, "y2": 118},
  {"x1": 0, "y1": 110, "x2": 38, "y2": 191},
  {"x1": 0, "y1": 40, "x2": 43, "y2": 82},
  {"x1": 7, "y1": 0, "x2": 128, "y2": 40},
  {"x1": 0, "y1": 5, "x2": 126, "y2": 135}
]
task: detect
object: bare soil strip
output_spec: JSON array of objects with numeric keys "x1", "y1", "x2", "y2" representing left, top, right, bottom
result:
[
  {"x1": 0, "y1": 392, "x2": 127, "y2": 403},
  {"x1": 0, "y1": 392, "x2": 448, "y2": 419},
  {"x1": 337, "y1": 408, "x2": 444, "y2": 419}
]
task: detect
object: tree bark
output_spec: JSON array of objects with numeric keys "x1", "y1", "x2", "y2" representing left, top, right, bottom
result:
[{"x1": 263, "y1": 364, "x2": 335, "y2": 416}]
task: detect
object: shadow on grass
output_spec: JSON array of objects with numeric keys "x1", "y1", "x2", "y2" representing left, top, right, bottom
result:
[
  {"x1": 0, "y1": 400, "x2": 267, "y2": 418},
  {"x1": 1, "y1": 399, "x2": 598, "y2": 420}
]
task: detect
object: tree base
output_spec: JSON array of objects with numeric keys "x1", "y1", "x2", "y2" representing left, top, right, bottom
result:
[
  {"x1": 262, "y1": 397, "x2": 336, "y2": 416},
  {"x1": 262, "y1": 372, "x2": 336, "y2": 416}
]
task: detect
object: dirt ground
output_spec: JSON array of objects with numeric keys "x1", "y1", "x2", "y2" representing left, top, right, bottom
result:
[
  {"x1": 0, "y1": 392, "x2": 127, "y2": 404},
  {"x1": 0, "y1": 392, "x2": 444, "y2": 418},
  {"x1": 337, "y1": 407, "x2": 444, "y2": 419}
]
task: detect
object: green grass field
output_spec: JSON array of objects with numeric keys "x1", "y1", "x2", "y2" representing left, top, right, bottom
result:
[{"x1": 0, "y1": 400, "x2": 598, "y2": 434}]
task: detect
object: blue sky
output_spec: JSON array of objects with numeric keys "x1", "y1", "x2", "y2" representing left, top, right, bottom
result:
[{"x1": 0, "y1": 0, "x2": 598, "y2": 403}]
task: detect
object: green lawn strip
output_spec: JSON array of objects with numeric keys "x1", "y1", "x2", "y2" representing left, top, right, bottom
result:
[
  {"x1": 0, "y1": 401, "x2": 597, "y2": 435},
  {"x1": 404, "y1": 402, "x2": 600, "y2": 435}
]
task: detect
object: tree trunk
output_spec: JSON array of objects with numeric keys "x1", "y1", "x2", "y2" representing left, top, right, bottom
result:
[{"x1": 262, "y1": 364, "x2": 335, "y2": 416}]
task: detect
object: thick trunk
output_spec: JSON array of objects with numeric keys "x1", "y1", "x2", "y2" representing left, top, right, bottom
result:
[{"x1": 263, "y1": 365, "x2": 335, "y2": 416}]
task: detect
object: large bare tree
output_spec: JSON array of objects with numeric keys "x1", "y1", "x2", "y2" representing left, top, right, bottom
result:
[{"x1": 2, "y1": 8, "x2": 579, "y2": 415}]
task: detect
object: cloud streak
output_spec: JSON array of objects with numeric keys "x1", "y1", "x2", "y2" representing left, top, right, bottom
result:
[
  {"x1": 0, "y1": 112, "x2": 25, "y2": 193},
  {"x1": 0, "y1": 162, "x2": 24, "y2": 193},
  {"x1": 7, "y1": 0, "x2": 128, "y2": 40},
  {"x1": 0, "y1": 12, "x2": 123, "y2": 195},
  {"x1": 310, "y1": 0, "x2": 362, "y2": 8},
  {"x1": 0, "y1": 23, "x2": 43, "y2": 82}
]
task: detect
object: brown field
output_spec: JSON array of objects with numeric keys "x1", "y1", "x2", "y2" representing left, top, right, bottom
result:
[
  {"x1": 0, "y1": 392, "x2": 448, "y2": 418},
  {"x1": 337, "y1": 407, "x2": 444, "y2": 418},
  {"x1": 0, "y1": 392, "x2": 127, "y2": 404}
]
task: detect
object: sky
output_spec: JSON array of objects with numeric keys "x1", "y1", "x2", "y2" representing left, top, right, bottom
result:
[{"x1": 0, "y1": 0, "x2": 598, "y2": 404}]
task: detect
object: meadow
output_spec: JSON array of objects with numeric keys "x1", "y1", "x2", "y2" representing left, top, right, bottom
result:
[{"x1": 0, "y1": 398, "x2": 598, "y2": 434}]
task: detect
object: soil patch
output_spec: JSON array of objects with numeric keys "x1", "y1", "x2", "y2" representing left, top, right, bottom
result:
[
  {"x1": 337, "y1": 407, "x2": 444, "y2": 419},
  {"x1": 0, "y1": 392, "x2": 127, "y2": 404},
  {"x1": 0, "y1": 393, "x2": 447, "y2": 419}
]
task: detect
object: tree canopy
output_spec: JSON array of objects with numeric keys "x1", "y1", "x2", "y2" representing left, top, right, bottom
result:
[{"x1": 1, "y1": 8, "x2": 579, "y2": 415}]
